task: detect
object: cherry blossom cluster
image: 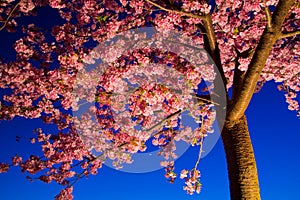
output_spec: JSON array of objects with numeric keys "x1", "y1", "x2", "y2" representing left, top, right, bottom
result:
[
  {"x1": 54, "y1": 186, "x2": 73, "y2": 200},
  {"x1": 161, "y1": 160, "x2": 177, "y2": 184},
  {"x1": 182, "y1": 0, "x2": 211, "y2": 14},
  {"x1": 0, "y1": 162, "x2": 9, "y2": 173},
  {"x1": 180, "y1": 168, "x2": 201, "y2": 195}
]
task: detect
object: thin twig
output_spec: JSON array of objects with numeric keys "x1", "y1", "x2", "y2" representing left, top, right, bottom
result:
[
  {"x1": 191, "y1": 94, "x2": 220, "y2": 105},
  {"x1": 164, "y1": 38, "x2": 207, "y2": 51},
  {"x1": 0, "y1": 1, "x2": 21, "y2": 31},
  {"x1": 194, "y1": 116, "x2": 204, "y2": 169},
  {"x1": 280, "y1": 30, "x2": 300, "y2": 39},
  {"x1": 143, "y1": 109, "x2": 184, "y2": 133},
  {"x1": 144, "y1": 0, "x2": 206, "y2": 20},
  {"x1": 264, "y1": 0, "x2": 272, "y2": 30},
  {"x1": 69, "y1": 171, "x2": 85, "y2": 187}
]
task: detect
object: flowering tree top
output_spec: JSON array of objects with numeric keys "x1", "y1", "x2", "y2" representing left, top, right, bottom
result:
[{"x1": 0, "y1": 0, "x2": 299, "y2": 199}]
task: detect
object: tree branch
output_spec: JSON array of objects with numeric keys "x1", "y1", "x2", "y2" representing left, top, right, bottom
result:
[
  {"x1": 226, "y1": 0, "x2": 295, "y2": 122},
  {"x1": 143, "y1": 109, "x2": 184, "y2": 133},
  {"x1": 264, "y1": 0, "x2": 272, "y2": 30},
  {"x1": 0, "y1": 1, "x2": 20, "y2": 32},
  {"x1": 232, "y1": 63, "x2": 246, "y2": 101},
  {"x1": 194, "y1": 94, "x2": 219, "y2": 105},
  {"x1": 144, "y1": 0, "x2": 206, "y2": 20},
  {"x1": 280, "y1": 30, "x2": 300, "y2": 39},
  {"x1": 193, "y1": 15, "x2": 228, "y2": 95},
  {"x1": 193, "y1": 17, "x2": 229, "y2": 130}
]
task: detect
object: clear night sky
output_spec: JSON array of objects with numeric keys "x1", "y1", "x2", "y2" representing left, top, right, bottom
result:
[{"x1": 0, "y1": 4, "x2": 299, "y2": 200}]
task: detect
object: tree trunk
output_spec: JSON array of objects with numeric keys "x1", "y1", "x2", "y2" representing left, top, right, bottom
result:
[{"x1": 221, "y1": 115, "x2": 260, "y2": 200}]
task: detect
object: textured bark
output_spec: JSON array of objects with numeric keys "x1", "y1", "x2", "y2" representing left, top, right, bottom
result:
[
  {"x1": 221, "y1": 2, "x2": 295, "y2": 198},
  {"x1": 221, "y1": 115, "x2": 260, "y2": 200}
]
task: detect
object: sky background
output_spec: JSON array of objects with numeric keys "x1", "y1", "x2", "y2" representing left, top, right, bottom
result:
[{"x1": 0, "y1": 4, "x2": 300, "y2": 200}]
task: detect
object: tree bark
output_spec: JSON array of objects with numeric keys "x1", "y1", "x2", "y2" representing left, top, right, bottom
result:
[{"x1": 221, "y1": 115, "x2": 260, "y2": 200}]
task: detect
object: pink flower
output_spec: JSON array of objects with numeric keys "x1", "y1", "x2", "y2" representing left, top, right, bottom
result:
[
  {"x1": 19, "y1": 0, "x2": 35, "y2": 13},
  {"x1": 55, "y1": 187, "x2": 73, "y2": 200},
  {"x1": 180, "y1": 169, "x2": 189, "y2": 179},
  {"x1": 0, "y1": 163, "x2": 9, "y2": 173},
  {"x1": 12, "y1": 155, "x2": 22, "y2": 166},
  {"x1": 30, "y1": 138, "x2": 35, "y2": 144},
  {"x1": 49, "y1": 0, "x2": 66, "y2": 9}
]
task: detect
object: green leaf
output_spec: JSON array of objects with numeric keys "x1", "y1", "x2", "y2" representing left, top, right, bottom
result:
[
  {"x1": 96, "y1": 15, "x2": 108, "y2": 22},
  {"x1": 233, "y1": 28, "x2": 239, "y2": 35}
]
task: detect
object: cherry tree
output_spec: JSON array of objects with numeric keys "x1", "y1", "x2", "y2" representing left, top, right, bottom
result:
[{"x1": 0, "y1": 0, "x2": 299, "y2": 199}]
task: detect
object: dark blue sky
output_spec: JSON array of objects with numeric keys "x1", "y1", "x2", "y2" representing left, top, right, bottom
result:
[{"x1": 0, "y1": 81, "x2": 299, "y2": 200}]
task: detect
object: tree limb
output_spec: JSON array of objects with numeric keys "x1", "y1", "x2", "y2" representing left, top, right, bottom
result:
[
  {"x1": 232, "y1": 63, "x2": 246, "y2": 101},
  {"x1": 192, "y1": 15, "x2": 228, "y2": 94},
  {"x1": 280, "y1": 30, "x2": 300, "y2": 39},
  {"x1": 226, "y1": 0, "x2": 295, "y2": 122},
  {"x1": 194, "y1": 17, "x2": 229, "y2": 130}
]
